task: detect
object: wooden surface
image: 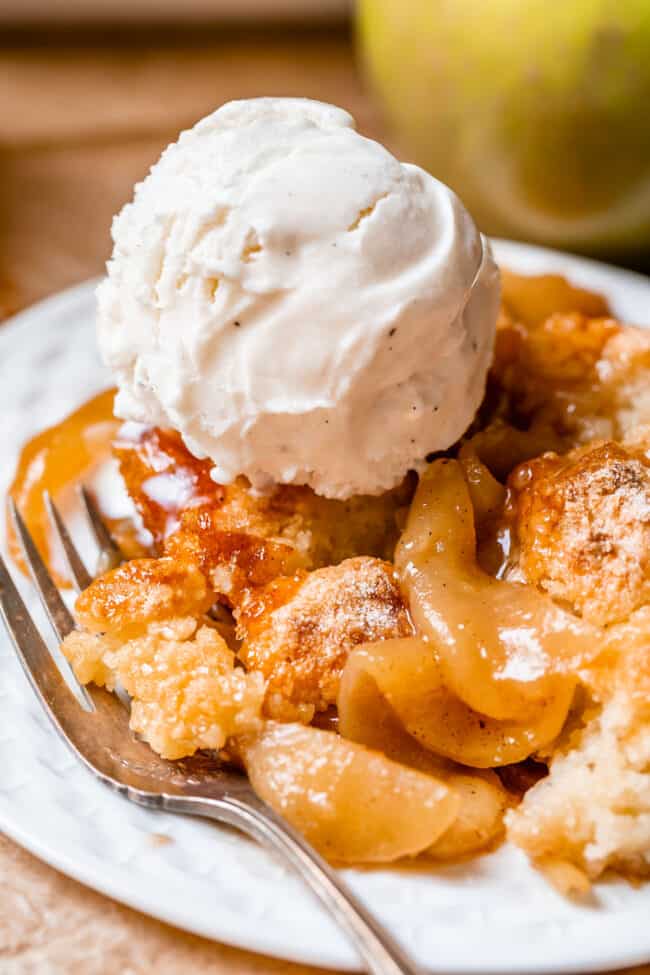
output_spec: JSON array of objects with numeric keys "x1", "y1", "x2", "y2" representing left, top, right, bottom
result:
[
  {"x1": 0, "y1": 28, "x2": 649, "y2": 975},
  {"x1": 0, "y1": 28, "x2": 391, "y2": 317}
]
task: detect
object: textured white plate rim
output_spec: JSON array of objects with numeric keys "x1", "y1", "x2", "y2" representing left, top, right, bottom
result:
[{"x1": 1, "y1": 239, "x2": 650, "y2": 974}]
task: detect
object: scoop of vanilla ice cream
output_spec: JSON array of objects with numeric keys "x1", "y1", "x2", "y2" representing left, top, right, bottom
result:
[{"x1": 97, "y1": 97, "x2": 499, "y2": 499}]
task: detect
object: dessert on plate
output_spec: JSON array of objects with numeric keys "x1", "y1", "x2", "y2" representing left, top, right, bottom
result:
[{"x1": 9, "y1": 98, "x2": 650, "y2": 889}]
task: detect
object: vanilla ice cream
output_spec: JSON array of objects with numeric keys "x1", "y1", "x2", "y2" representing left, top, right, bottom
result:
[{"x1": 97, "y1": 98, "x2": 499, "y2": 499}]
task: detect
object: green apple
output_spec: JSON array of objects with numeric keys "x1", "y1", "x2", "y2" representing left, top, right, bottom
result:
[{"x1": 359, "y1": 0, "x2": 650, "y2": 257}]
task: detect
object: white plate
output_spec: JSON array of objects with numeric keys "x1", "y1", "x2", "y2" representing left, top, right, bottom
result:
[{"x1": 2, "y1": 240, "x2": 650, "y2": 974}]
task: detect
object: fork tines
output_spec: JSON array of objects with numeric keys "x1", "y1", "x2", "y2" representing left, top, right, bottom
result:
[
  {"x1": 0, "y1": 539, "x2": 92, "y2": 715},
  {"x1": 78, "y1": 486, "x2": 124, "y2": 575},
  {"x1": 10, "y1": 500, "x2": 77, "y2": 641},
  {"x1": 3, "y1": 495, "x2": 106, "y2": 711},
  {"x1": 43, "y1": 491, "x2": 94, "y2": 593}
]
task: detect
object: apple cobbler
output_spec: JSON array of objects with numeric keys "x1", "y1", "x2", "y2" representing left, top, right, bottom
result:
[{"x1": 9, "y1": 270, "x2": 650, "y2": 887}]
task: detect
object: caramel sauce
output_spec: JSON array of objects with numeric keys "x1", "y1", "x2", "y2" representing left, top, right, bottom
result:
[
  {"x1": 8, "y1": 389, "x2": 119, "y2": 583},
  {"x1": 113, "y1": 425, "x2": 220, "y2": 545}
]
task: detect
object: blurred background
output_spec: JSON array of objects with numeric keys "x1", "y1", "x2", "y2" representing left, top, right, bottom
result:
[{"x1": 2, "y1": 0, "x2": 649, "y2": 321}]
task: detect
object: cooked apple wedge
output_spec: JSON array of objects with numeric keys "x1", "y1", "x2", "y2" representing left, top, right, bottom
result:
[{"x1": 239, "y1": 722, "x2": 459, "y2": 863}]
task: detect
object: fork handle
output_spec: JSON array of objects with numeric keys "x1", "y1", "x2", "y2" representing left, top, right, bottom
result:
[{"x1": 163, "y1": 794, "x2": 425, "y2": 975}]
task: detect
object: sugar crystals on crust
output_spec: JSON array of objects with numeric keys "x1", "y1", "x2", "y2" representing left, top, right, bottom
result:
[
  {"x1": 507, "y1": 441, "x2": 650, "y2": 625},
  {"x1": 238, "y1": 557, "x2": 413, "y2": 722}
]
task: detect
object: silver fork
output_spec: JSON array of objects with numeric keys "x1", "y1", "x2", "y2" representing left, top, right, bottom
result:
[{"x1": 0, "y1": 493, "x2": 425, "y2": 975}]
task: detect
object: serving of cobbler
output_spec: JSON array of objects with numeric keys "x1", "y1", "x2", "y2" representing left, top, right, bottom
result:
[{"x1": 9, "y1": 269, "x2": 650, "y2": 891}]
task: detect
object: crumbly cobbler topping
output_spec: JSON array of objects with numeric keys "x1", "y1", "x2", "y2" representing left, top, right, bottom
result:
[
  {"x1": 506, "y1": 442, "x2": 650, "y2": 626},
  {"x1": 65, "y1": 618, "x2": 264, "y2": 760},
  {"x1": 238, "y1": 557, "x2": 412, "y2": 722}
]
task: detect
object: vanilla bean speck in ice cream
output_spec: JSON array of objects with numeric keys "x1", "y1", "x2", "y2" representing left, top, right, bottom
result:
[{"x1": 97, "y1": 97, "x2": 500, "y2": 499}]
